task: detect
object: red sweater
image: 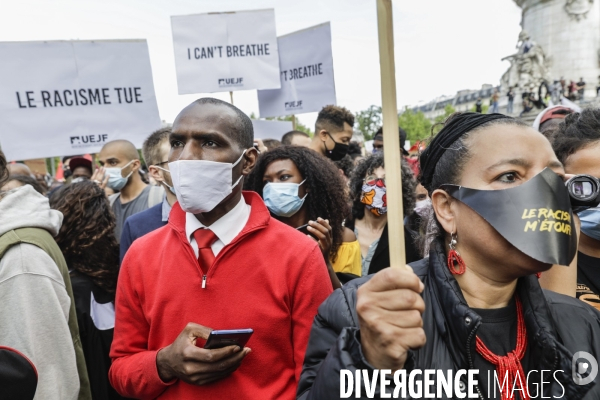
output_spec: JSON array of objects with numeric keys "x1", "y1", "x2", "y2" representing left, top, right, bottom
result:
[{"x1": 109, "y1": 192, "x2": 332, "y2": 399}]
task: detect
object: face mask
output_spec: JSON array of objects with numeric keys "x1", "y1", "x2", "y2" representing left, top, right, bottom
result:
[
  {"x1": 372, "y1": 148, "x2": 382, "y2": 155},
  {"x1": 155, "y1": 166, "x2": 175, "y2": 195},
  {"x1": 414, "y1": 199, "x2": 431, "y2": 217},
  {"x1": 578, "y1": 207, "x2": 600, "y2": 241},
  {"x1": 361, "y1": 178, "x2": 387, "y2": 216},
  {"x1": 442, "y1": 168, "x2": 577, "y2": 266},
  {"x1": 105, "y1": 160, "x2": 135, "y2": 191},
  {"x1": 324, "y1": 132, "x2": 349, "y2": 161},
  {"x1": 63, "y1": 169, "x2": 73, "y2": 179},
  {"x1": 169, "y1": 151, "x2": 246, "y2": 214},
  {"x1": 263, "y1": 180, "x2": 307, "y2": 217}
]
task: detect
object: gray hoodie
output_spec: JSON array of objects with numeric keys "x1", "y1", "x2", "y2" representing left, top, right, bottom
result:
[{"x1": 0, "y1": 185, "x2": 80, "y2": 400}]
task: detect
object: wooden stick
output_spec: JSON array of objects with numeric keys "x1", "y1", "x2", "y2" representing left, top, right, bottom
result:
[
  {"x1": 377, "y1": 0, "x2": 407, "y2": 268},
  {"x1": 229, "y1": 91, "x2": 234, "y2": 105},
  {"x1": 292, "y1": 114, "x2": 297, "y2": 130}
]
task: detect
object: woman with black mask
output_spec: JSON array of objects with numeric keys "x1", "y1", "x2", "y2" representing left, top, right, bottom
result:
[{"x1": 297, "y1": 112, "x2": 600, "y2": 400}]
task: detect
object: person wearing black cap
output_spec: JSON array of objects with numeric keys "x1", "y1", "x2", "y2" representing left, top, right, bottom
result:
[
  {"x1": 371, "y1": 126, "x2": 409, "y2": 156},
  {"x1": 298, "y1": 112, "x2": 600, "y2": 399}
]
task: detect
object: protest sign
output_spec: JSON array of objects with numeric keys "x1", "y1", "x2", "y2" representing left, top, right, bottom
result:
[
  {"x1": 251, "y1": 119, "x2": 293, "y2": 140},
  {"x1": 0, "y1": 39, "x2": 161, "y2": 161},
  {"x1": 171, "y1": 9, "x2": 281, "y2": 94},
  {"x1": 257, "y1": 22, "x2": 336, "y2": 118}
]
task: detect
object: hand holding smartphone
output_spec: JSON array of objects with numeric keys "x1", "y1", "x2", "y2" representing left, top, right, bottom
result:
[{"x1": 203, "y1": 329, "x2": 254, "y2": 350}]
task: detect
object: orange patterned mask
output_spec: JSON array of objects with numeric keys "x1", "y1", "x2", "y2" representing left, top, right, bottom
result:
[{"x1": 360, "y1": 179, "x2": 387, "y2": 216}]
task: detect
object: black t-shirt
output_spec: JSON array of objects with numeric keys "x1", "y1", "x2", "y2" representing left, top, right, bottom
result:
[
  {"x1": 507, "y1": 91, "x2": 514, "y2": 101},
  {"x1": 472, "y1": 299, "x2": 532, "y2": 400},
  {"x1": 576, "y1": 251, "x2": 600, "y2": 311}
]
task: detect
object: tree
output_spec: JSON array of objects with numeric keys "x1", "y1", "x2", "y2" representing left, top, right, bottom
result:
[
  {"x1": 432, "y1": 104, "x2": 456, "y2": 135},
  {"x1": 398, "y1": 108, "x2": 432, "y2": 142},
  {"x1": 354, "y1": 105, "x2": 382, "y2": 141}
]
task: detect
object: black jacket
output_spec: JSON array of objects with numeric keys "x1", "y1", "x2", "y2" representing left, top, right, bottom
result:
[
  {"x1": 346, "y1": 220, "x2": 421, "y2": 275},
  {"x1": 297, "y1": 240, "x2": 600, "y2": 399}
]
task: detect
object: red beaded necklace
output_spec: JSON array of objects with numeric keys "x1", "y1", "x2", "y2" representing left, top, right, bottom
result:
[{"x1": 475, "y1": 296, "x2": 529, "y2": 400}]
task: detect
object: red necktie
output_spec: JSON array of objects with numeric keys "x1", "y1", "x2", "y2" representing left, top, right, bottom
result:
[{"x1": 193, "y1": 228, "x2": 218, "y2": 274}]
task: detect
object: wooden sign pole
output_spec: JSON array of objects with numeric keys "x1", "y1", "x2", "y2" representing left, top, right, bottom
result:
[
  {"x1": 377, "y1": 0, "x2": 407, "y2": 268},
  {"x1": 229, "y1": 91, "x2": 234, "y2": 105}
]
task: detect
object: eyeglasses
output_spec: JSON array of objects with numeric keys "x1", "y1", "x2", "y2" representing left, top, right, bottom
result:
[{"x1": 364, "y1": 176, "x2": 385, "y2": 186}]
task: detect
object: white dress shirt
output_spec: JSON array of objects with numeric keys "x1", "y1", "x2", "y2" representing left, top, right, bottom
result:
[{"x1": 185, "y1": 197, "x2": 251, "y2": 258}]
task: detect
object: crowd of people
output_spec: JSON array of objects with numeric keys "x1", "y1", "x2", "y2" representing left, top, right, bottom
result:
[{"x1": 1, "y1": 97, "x2": 600, "y2": 400}]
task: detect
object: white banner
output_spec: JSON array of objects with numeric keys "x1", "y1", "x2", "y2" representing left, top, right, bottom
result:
[
  {"x1": 0, "y1": 40, "x2": 161, "y2": 161},
  {"x1": 171, "y1": 9, "x2": 281, "y2": 94},
  {"x1": 257, "y1": 22, "x2": 336, "y2": 118},
  {"x1": 251, "y1": 120, "x2": 293, "y2": 140}
]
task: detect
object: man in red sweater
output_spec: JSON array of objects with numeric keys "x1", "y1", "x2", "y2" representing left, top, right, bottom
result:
[{"x1": 109, "y1": 98, "x2": 333, "y2": 399}]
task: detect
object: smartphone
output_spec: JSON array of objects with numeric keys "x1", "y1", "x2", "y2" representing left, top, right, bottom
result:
[
  {"x1": 203, "y1": 329, "x2": 253, "y2": 350},
  {"x1": 297, "y1": 224, "x2": 318, "y2": 240}
]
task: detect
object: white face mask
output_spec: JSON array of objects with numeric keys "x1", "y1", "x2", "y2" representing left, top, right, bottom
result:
[
  {"x1": 168, "y1": 151, "x2": 246, "y2": 214},
  {"x1": 414, "y1": 198, "x2": 431, "y2": 217}
]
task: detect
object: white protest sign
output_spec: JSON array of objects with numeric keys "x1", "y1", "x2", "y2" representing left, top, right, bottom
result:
[
  {"x1": 0, "y1": 40, "x2": 161, "y2": 161},
  {"x1": 251, "y1": 119, "x2": 293, "y2": 140},
  {"x1": 171, "y1": 9, "x2": 281, "y2": 94},
  {"x1": 257, "y1": 22, "x2": 336, "y2": 118}
]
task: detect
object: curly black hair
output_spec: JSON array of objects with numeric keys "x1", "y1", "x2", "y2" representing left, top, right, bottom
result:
[
  {"x1": 553, "y1": 109, "x2": 600, "y2": 165},
  {"x1": 349, "y1": 154, "x2": 416, "y2": 221},
  {"x1": 244, "y1": 146, "x2": 350, "y2": 262},
  {"x1": 334, "y1": 155, "x2": 355, "y2": 179},
  {"x1": 49, "y1": 181, "x2": 119, "y2": 295}
]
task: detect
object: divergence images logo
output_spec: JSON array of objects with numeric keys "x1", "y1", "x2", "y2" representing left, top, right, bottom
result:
[
  {"x1": 70, "y1": 134, "x2": 108, "y2": 148},
  {"x1": 573, "y1": 351, "x2": 598, "y2": 385},
  {"x1": 218, "y1": 78, "x2": 243, "y2": 87},
  {"x1": 285, "y1": 100, "x2": 303, "y2": 111}
]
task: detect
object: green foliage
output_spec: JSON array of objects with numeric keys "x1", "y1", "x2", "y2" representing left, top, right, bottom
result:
[
  {"x1": 354, "y1": 105, "x2": 382, "y2": 141},
  {"x1": 431, "y1": 105, "x2": 456, "y2": 135},
  {"x1": 398, "y1": 109, "x2": 432, "y2": 142},
  {"x1": 249, "y1": 112, "x2": 313, "y2": 136}
]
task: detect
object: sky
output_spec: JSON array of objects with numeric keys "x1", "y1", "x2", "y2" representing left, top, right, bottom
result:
[{"x1": 0, "y1": 0, "x2": 523, "y2": 129}]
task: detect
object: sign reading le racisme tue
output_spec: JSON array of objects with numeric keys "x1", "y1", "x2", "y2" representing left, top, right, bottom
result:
[
  {"x1": 170, "y1": 9, "x2": 281, "y2": 94},
  {"x1": 258, "y1": 22, "x2": 336, "y2": 118},
  {"x1": 0, "y1": 39, "x2": 161, "y2": 161}
]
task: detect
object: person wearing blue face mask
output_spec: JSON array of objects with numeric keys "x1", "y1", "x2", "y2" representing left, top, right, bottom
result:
[
  {"x1": 554, "y1": 109, "x2": 600, "y2": 310},
  {"x1": 245, "y1": 145, "x2": 362, "y2": 287},
  {"x1": 119, "y1": 128, "x2": 177, "y2": 262},
  {"x1": 97, "y1": 139, "x2": 163, "y2": 242}
]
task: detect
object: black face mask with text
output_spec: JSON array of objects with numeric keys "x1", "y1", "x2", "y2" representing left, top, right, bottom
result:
[
  {"x1": 441, "y1": 168, "x2": 577, "y2": 266},
  {"x1": 324, "y1": 132, "x2": 349, "y2": 161}
]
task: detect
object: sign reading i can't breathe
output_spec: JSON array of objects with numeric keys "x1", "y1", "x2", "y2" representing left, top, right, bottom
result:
[
  {"x1": 0, "y1": 39, "x2": 161, "y2": 161},
  {"x1": 171, "y1": 9, "x2": 281, "y2": 94},
  {"x1": 257, "y1": 22, "x2": 336, "y2": 118}
]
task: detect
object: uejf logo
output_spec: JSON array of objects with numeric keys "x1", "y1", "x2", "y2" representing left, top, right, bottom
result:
[
  {"x1": 218, "y1": 77, "x2": 243, "y2": 87},
  {"x1": 285, "y1": 100, "x2": 303, "y2": 110},
  {"x1": 70, "y1": 134, "x2": 108, "y2": 148},
  {"x1": 573, "y1": 351, "x2": 598, "y2": 385}
]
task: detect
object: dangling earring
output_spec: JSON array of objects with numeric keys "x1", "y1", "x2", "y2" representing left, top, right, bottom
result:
[{"x1": 447, "y1": 232, "x2": 466, "y2": 275}]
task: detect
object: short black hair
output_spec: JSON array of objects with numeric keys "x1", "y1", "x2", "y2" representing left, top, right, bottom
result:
[
  {"x1": 263, "y1": 139, "x2": 282, "y2": 150},
  {"x1": 315, "y1": 105, "x2": 355, "y2": 133},
  {"x1": 190, "y1": 97, "x2": 254, "y2": 149},
  {"x1": 0, "y1": 150, "x2": 8, "y2": 188},
  {"x1": 553, "y1": 109, "x2": 600, "y2": 164},
  {"x1": 349, "y1": 154, "x2": 416, "y2": 220},
  {"x1": 347, "y1": 142, "x2": 362, "y2": 160},
  {"x1": 374, "y1": 126, "x2": 407, "y2": 149},
  {"x1": 245, "y1": 145, "x2": 350, "y2": 262},
  {"x1": 142, "y1": 127, "x2": 171, "y2": 166},
  {"x1": 281, "y1": 130, "x2": 309, "y2": 145}
]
